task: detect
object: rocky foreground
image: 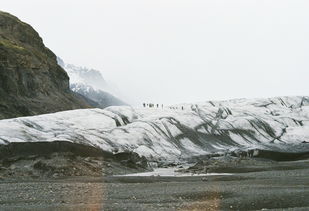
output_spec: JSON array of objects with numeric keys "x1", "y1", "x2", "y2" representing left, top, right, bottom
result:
[
  {"x1": 0, "y1": 141, "x2": 151, "y2": 181},
  {"x1": 0, "y1": 159, "x2": 308, "y2": 211},
  {"x1": 0, "y1": 140, "x2": 308, "y2": 210}
]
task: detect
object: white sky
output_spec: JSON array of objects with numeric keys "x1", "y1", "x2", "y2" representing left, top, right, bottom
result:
[{"x1": 2, "y1": 0, "x2": 309, "y2": 105}]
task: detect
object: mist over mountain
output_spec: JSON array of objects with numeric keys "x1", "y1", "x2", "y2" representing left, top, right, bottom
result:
[
  {"x1": 71, "y1": 83, "x2": 126, "y2": 108},
  {"x1": 57, "y1": 57, "x2": 127, "y2": 108},
  {"x1": 57, "y1": 57, "x2": 108, "y2": 90}
]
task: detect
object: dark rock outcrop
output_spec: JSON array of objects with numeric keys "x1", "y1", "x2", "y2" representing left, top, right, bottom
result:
[
  {"x1": 0, "y1": 11, "x2": 91, "y2": 119},
  {"x1": 0, "y1": 141, "x2": 152, "y2": 178}
]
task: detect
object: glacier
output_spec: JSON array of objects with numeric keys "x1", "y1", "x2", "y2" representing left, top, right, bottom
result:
[{"x1": 0, "y1": 96, "x2": 309, "y2": 162}]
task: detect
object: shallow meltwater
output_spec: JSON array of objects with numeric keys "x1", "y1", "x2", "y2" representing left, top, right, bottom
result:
[{"x1": 114, "y1": 168, "x2": 232, "y2": 177}]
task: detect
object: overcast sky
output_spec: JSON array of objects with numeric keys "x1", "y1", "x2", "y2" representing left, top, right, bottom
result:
[{"x1": 2, "y1": 0, "x2": 309, "y2": 105}]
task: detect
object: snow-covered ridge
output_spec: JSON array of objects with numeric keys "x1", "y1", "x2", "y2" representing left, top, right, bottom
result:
[
  {"x1": 64, "y1": 63, "x2": 108, "y2": 90},
  {"x1": 0, "y1": 96, "x2": 309, "y2": 162},
  {"x1": 56, "y1": 57, "x2": 127, "y2": 107}
]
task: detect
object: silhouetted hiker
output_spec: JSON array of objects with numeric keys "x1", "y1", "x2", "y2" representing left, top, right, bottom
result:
[
  {"x1": 143, "y1": 103, "x2": 146, "y2": 108},
  {"x1": 157, "y1": 104, "x2": 159, "y2": 108},
  {"x1": 238, "y1": 151, "x2": 246, "y2": 158},
  {"x1": 248, "y1": 149, "x2": 254, "y2": 157},
  {"x1": 182, "y1": 106, "x2": 184, "y2": 110}
]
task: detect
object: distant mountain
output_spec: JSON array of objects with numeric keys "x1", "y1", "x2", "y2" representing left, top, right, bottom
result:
[
  {"x1": 57, "y1": 58, "x2": 108, "y2": 90},
  {"x1": 71, "y1": 83, "x2": 126, "y2": 108},
  {"x1": 0, "y1": 11, "x2": 91, "y2": 120},
  {"x1": 57, "y1": 58, "x2": 127, "y2": 108}
]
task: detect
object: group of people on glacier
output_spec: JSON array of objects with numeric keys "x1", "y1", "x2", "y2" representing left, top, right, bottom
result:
[{"x1": 142, "y1": 103, "x2": 184, "y2": 110}]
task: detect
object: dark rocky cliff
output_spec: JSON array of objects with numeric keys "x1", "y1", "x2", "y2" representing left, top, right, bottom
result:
[{"x1": 0, "y1": 11, "x2": 91, "y2": 119}]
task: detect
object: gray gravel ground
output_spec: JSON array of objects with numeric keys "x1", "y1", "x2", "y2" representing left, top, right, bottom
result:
[{"x1": 0, "y1": 160, "x2": 308, "y2": 211}]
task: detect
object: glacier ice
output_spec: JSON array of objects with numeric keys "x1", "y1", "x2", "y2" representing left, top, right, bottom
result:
[{"x1": 0, "y1": 96, "x2": 309, "y2": 162}]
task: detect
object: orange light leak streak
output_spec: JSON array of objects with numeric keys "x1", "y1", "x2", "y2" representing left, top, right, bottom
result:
[{"x1": 180, "y1": 185, "x2": 222, "y2": 211}]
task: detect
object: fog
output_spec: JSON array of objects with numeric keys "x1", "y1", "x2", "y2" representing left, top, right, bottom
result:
[{"x1": 2, "y1": 0, "x2": 309, "y2": 105}]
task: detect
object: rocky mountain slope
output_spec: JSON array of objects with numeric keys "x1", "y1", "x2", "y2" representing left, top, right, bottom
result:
[
  {"x1": 0, "y1": 11, "x2": 91, "y2": 119},
  {"x1": 57, "y1": 58, "x2": 127, "y2": 108},
  {"x1": 0, "y1": 96, "x2": 308, "y2": 164}
]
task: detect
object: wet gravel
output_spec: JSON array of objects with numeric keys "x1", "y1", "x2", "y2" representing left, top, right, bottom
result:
[{"x1": 0, "y1": 160, "x2": 308, "y2": 211}]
